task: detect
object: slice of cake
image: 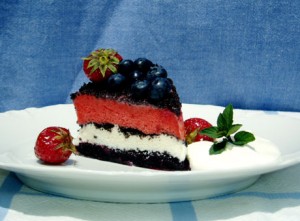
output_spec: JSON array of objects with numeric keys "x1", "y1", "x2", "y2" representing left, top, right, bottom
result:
[{"x1": 71, "y1": 48, "x2": 189, "y2": 170}]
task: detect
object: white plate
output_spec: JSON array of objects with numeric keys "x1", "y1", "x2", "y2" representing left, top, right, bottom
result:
[{"x1": 0, "y1": 104, "x2": 300, "y2": 203}]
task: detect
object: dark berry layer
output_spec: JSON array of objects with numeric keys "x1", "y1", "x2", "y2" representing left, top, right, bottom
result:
[
  {"x1": 76, "y1": 143, "x2": 190, "y2": 171},
  {"x1": 71, "y1": 81, "x2": 182, "y2": 116}
]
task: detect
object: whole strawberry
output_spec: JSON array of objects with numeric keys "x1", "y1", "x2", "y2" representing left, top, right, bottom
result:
[
  {"x1": 184, "y1": 118, "x2": 214, "y2": 144},
  {"x1": 82, "y1": 48, "x2": 123, "y2": 83},
  {"x1": 34, "y1": 127, "x2": 76, "y2": 164}
]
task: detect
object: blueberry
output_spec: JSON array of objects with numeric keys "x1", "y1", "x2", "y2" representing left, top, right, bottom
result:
[
  {"x1": 118, "y1": 59, "x2": 134, "y2": 76},
  {"x1": 128, "y1": 70, "x2": 145, "y2": 82},
  {"x1": 146, "y1": 73, "x2": 156, "y2": 82},
  {"x1": 107, "y1": 73, "x2": 126, "y2": 90},
  {"x1": 134, "y1": 58, "x2": 153, "y2": 73},
  {"x1": 131, "y1": 80, "x2": 150, "y2": 98},
  {"x1": 147, "y1": 65, "x2": 168, "y2": 81},
  {"x1": 166, "y1": 77, "x2": 174, "y2": 86},
  {"x1": 149, "y1": 77, "x2": 172, "y2": 101}
]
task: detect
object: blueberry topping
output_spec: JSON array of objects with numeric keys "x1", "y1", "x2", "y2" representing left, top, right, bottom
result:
[
  {"x1": 128, "y1": 70, "x2": 145, "y2": 82},
  {"x1": 146, "y1": 72, "x2": 156, "y2": 82},
  {"x1": 149, "y1": 77, "x2": 172, "y2": 101},
  {"x1": 118, "y1": 59, "x2": 134, "y2": 76},
  {"x1": 107, "y1": 73, "x2": 126, "y2": 90},
  {"x1": 149, "y1": 65, "x2": 168, "y2": 78},
  {"x1": 131, "y1": 80, "x2": 150, "y2": 98},
  {"x1": 147, "y1": 65, "x2": 168, "y2": 81},
  {"x1": 134, "y1": 58, "x2": 153, "y2": 73},
  {"x1": 97, "y1": 57, "x2": 174, "y2": 101}
]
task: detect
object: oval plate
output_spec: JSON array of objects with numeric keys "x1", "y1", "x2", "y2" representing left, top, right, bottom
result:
[{"x1": 0, "y1": 104, "x2": 299, "y2": 203}]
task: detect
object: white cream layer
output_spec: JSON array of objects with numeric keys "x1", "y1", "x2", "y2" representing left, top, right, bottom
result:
[
  {"x1": 73, "y1": 123, "x2": 187, "y2": 161},
  {"x1": 187, "y1": 137, "x2": 281, "y2": 171}
]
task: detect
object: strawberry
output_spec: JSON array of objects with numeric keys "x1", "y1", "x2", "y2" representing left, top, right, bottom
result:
[
  {"x1": 82, "y1": 48, "x2": 123, "y2": 83},
  {"x1": 184, "y1": 118, "x2": 214, "y2": 144},
  {"x1": 34, "y1": 127, "x2": 77, "y2": 164}
]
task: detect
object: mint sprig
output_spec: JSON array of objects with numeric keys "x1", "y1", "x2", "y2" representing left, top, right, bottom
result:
[{"x1": 200, "y1": 104, "x2": 255, "y2": 155}]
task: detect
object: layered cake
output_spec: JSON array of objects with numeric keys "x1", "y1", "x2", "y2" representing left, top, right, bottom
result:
[{"x1": 71, "y1": 49, "x2": 189, "y2": 170}]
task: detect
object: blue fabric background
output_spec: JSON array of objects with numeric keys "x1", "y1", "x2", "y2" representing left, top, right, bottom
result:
[{"x1": 0, "y1": 0, "x2": 299, "y2": 112}]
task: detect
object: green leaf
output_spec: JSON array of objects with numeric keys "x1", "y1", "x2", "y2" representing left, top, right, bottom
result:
[
  {"x1": 223, "y1": 104, "x2": 233, "y2": 130},
  {"x1": 201, "y1": 104, "x2": 256, "y2": 156},
  {"x1": 217, "y1": 113, "x2": 227, "y2": 131},
  {"x1": 232, "y1": 131, "x2": 255, "y2": 146},
  {"x1": 108, "y1": 64, "x2": 118, "y2": 73},
  {"x1": 209, "y1": 139, "x2": 228, "y2": 155},
  {"x1": 227, "y1": 124, "x2": 242, "y2": 136},
  {"x1": 200, "y1": 126, "x2": 225, "y2": 139},
  {"x1": 99, "y1": 65, "x2": 107, "y2": 77},
  {"x1": 91, "y1": 51, "x2": 99, "y2": 57},
  {"x1": 110, "y1": 56, "x2": 120, "y2": 64}
]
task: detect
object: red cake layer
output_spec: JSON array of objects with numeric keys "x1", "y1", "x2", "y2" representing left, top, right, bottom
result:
[{"x1": 73, "y1": 94, "x2": 185, "y2": 140}]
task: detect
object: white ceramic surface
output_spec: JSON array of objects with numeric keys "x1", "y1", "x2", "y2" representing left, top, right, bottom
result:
[{"x1": 0, "y1": 104, "x2": 299, "y2": 203}]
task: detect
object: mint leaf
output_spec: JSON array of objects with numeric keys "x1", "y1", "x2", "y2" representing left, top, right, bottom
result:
[
  {"x1": 223, "y1": 104, "x2": 233, "y2": 130},
  {"x1": 209, "y1": 139, "x2": 228, "y2": 155},
  {"x1": 205, "y1": 104, "x2": 255, "y2": 155},
  {"x1": 217, "y1": 113, "x2": 227, "y2": 131},
  {"x1": 232, "y1": 131, "x2": 255, "y2": 146},
  {"x1": 227, "y1": 124, "x2": 242, "y2": 136},
  {"x1": 216, "y1": 104, "x2": 234, "y2": 132},
  {"x1": 200, "y1": 126, "x2": 225, "y2": 139}
]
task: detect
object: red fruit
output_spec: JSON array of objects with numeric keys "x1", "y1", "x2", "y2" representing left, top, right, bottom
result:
[
  {"x1": 34, "y1": 127, "x2": 76, "y2": 164},
  {"x1": 184, "y1": 118, "x2": 214, "y2": 144},
  {"x1": 82, "y1": 48, "x2": 123, "y2": 83}
]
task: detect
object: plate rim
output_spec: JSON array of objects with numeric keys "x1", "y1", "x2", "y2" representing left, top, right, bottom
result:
[{"x1": 1, "y1": 103, "x2": 300, "y2": 202}]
